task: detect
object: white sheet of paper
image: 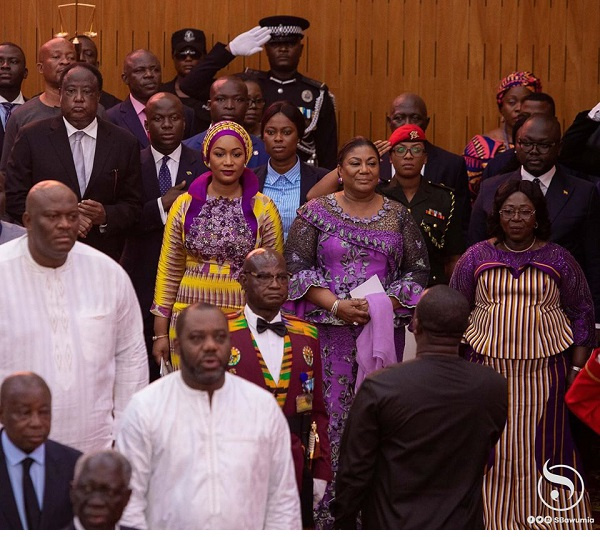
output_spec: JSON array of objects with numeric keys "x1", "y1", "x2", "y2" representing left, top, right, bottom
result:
[{"x1": 350, "y1": 274, "x2": 385, "y2": 298}]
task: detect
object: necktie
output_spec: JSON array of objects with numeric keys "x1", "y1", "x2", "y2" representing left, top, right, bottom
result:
[
  {"x1": 22, "y1": 458, "x2": 41, "y2": 530},
  {"x1": 71, "y1": 131, "x2": 87, "y2": 196},
  {"x1": 1, "y1": 102, "x2": 17, "y2": 127},
  {"x1": 158, "y1": 156, "x2": 172, "y2": 195},
  {"x1": 256, "y1": 317, "x2": 287, "y2": 337}
]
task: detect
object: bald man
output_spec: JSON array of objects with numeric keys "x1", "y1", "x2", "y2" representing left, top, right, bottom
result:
[
  {"x1": 0, "y1": 181, "x2": 147, "y2": 453},
  {"x1": 106, "y1": 49, "x2": 197, "y2": 148},
  {"x1": 335, "y1": 286, "x2": 507, "y2": 530},
  {"x1": 0, "y1": 37, "x2": 76, "y2": 174},
  {"x1": 380, "y1": 93, "x2": 471, "y2": 233},
  {"x1": 0, "y1": 372, "x2": 81, "y2": 530},
  {"x1": 121, "y1": 92, "x2": 204, "y2": 380},
  {"x1": 227, "y1": 248, "x2": 331, "y2": 528},
  {"x1": 182, "y1": 75, "x2": 268, "y2": 173}
]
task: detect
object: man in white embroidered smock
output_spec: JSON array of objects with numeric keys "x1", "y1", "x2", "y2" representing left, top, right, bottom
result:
[
  {"x1": 116, "y1": 302, "x2": 301, "y2": 529},
  {"x1": 0, "y1": 181, "x2": 148, "y2": 452}
]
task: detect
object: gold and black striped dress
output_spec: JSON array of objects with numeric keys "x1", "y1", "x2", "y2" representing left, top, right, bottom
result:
[{"x1": 451, "y1": 241, "x2": 595, "y2": 530}]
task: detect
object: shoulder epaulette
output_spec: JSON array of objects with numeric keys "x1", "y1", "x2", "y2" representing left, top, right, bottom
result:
[
  {"x1": 283, "y1": 314, "x2": 319, "y2": 339},
  {"x1": 427, "y1": 180, "x2": 455, "y2": 194},
  {"x1": 299, "y1": 73, "x2": 327, "y2": 90}
]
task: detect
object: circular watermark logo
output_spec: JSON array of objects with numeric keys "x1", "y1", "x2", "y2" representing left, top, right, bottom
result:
[{"x1": 537, "y1": 459, "x2": 585, "y2": 512}]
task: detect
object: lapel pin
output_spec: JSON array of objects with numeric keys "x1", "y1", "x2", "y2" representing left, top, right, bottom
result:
[
  {"x1": 563, "y1": 190, "x2": 568, "y2": 195},
  {"x1": 186, "y1": 171, "x2": 192, "y2": 175}
]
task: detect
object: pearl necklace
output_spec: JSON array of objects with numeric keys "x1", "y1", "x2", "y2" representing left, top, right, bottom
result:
[{"x1": 502, "y1": 237, "x2": 536, "y2": 253}]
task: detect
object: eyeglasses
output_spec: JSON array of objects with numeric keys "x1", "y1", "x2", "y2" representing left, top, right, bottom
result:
[
  {"x1": 517, "y1": 139, "x2": 558, "y2": 154},
  {"x1": 174, "y1": 49, "x2": 200, "y2": 60},
  {"x1": 244, "y1": 271, "x2": 291, "y2": 285},
  {"x1": 392, "y1": 145, "x2": 425, "y2": 157},
  {"x1": 499, "y1": 208, "x2": 536, "y2": 219},
  {"x1": 248, "y1": 98, "x2": 266, "y2": 108}
]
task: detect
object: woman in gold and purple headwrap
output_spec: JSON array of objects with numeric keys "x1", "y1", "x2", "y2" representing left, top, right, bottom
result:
[
  {"x1": 151, "y1": 121, "x2": 284, "y2": 369},
  {"x1": 464, "y1": 71, "x2": 542, "y2": 201}
]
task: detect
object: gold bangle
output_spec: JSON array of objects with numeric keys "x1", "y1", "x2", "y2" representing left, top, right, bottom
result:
[
  {"x1": 152, "y1": 334, "x2": 169, "y2": 341},
  {"x1": 330, "y1": 299, "x2": 341, "y2": 317}
]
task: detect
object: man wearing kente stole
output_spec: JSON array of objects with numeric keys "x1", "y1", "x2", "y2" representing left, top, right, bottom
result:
[{"x1": 227, "y1": 248, "x2": 331, "y2": 528}]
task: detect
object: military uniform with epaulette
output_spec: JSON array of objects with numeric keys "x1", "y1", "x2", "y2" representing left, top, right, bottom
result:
[
  {"x1": 378, "y1": 178, "x2": 464, "y2": 286},
  {"x1": 247, "y1": 15, "x2": 338, "y2": 170}
]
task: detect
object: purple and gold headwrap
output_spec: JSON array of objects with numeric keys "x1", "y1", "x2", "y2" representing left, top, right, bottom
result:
[
  {"x1": 201, "y1": 120, "x2": 253, "y2": 167},
  {"x1": 496, "y1": 71, "x2": 542, "y2": 108}
]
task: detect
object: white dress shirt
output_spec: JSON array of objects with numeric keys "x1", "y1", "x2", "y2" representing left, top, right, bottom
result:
[
  {"x1": 0, "y1": 237, "x2": 148, "y2": 452},
  {"x1": 150, "y1": 144, "x2": 182, "y2": 223},
  {"x1": 0, "y1": 91, "x2": 25, "y2": 129},
  {"x1": 116, "y1": 372, "x2": 301, "y2": 530},
  {"x1": 63, "y1": 117, "x2": 98, "y2": 189},
  {"x1": 244, "y1": 304, "x2": 284, "y2": 383},
  {"x1": 521, "y1": 165, "x2": 556, "y2": 195}
]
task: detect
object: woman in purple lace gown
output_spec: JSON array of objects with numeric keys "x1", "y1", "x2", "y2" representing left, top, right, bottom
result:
[
  {"x1": 450, "y1": 179, "x2": 594, "y2": 529},
  {"x1": 284, "y1": 137, "x2": 429, "y2": 529}
]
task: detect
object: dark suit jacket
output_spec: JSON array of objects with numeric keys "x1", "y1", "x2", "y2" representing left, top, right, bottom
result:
[
  {"x1": 380, "y1": 141, "x2": 471, "y2": 234},
  {"x1": 106, "y1": 96, "x2": 196, "y2": 149},
  {"x1": 121, "y1": 144, "x2": 203, "y2": 318},
  {"x1": 469, "y1": 168, "x2": 600, "y2": 321},
  {"x1": 5, "y1": 116, "x2": 142, "y2": 260},
  {"x1": 0, "y1": 432, "x2": 82, "y2": 530},
  {"x1": 252, "y1": 160, "x2": 328, "y2": 206}
]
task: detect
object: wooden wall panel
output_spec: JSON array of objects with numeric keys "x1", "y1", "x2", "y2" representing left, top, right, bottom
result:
[{"x1": 1, "y1": 0, "x2": 599, "y2": 156}]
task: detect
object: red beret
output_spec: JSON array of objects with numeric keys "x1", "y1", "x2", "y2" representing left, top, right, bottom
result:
[{"x1": 388, "y1": 124, "x2": 427, "y2": 148}]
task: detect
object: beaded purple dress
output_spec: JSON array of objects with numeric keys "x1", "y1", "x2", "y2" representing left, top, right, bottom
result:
[{"x1": 284, "y1": 194, "x2": 429, "y2": 529}]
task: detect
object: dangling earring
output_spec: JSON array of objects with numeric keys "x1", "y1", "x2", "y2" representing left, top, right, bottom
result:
[{"x1": 534, "y1": 222, "x2": 538, "y2": 229}]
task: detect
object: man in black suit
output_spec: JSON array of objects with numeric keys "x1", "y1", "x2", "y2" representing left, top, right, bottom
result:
[
  {"x1": 121, "y1": 92, "x2": 204, "y2": 380},
  {"x1": 0, "y1": 372, "x2": 81, "y2": 530},
  {"x1": 5, "y1": 62, "x2": 141, "y2": 261},
  {"x1": 0, "y1": 42, "x2": 28, "y2": 165},
  {"x1": 469, "y1": 114, "x2": 600, "y2": 330},
  {"x1": 380, "y1": 93, "x2": 471, "y2": 233},
  {"x1": 67, "y1": 451, "x2": 133, "y2": 530},
  {"x1": 106, "y1": 49, "x2": 196, "y2": 148},
  {"x1": 334, "y1": 286, "x2": 507, "y2": 530}
]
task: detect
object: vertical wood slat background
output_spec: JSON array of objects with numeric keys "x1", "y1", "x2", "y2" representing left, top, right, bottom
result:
[{"x1": 1, "y1": 0, "x2": 599, "y2": 155}]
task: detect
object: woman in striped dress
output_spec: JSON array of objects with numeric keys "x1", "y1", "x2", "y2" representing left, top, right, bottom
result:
[
  {"x1": 152, "y1": 121, "x2": 283, "y2": 369},
  {"x1": 450, "y1": 179, "x2": 594, "y2": 530}
]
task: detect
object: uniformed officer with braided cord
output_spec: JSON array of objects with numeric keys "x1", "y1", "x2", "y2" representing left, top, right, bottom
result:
[
  {"x1": 378, "y1": 125, "x2": 465, "y2": 286},
  {"x1": 246, "y1": 16, "x2": 338, "y2": 169}
]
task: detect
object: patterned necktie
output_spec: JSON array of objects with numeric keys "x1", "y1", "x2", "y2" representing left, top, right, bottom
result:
[
  {"x1": 71, "y1": 131, "x2": 87, "y2": 196},
  {"x1": 22, "y1": 458, "x2": 41, "y2": 530},
  {"x1": 256, "y1": 317, "x2": 287, "y2": 337},
  {"x1": 158, "y1": 156, "x2": 172, "y2": 195},
  {"x1": 1, "y1": 102, "x2": 17, "y2": 127}
]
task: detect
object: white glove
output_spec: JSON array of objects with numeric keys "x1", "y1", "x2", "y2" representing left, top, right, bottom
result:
[
  {"x1": 228, "y1": 26, "x2": 272, "y2": 56},
  {"x1": 313, "y1": 478, "x2": 328, "y2": 508}
]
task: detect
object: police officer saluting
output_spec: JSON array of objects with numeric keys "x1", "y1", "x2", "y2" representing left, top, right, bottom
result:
[
  {"x1": 378, "y1": 125, "x2": 465, "y2": 285},
  {"x1": 246, "y1": 16, "x2": 338, "y2": 169}
]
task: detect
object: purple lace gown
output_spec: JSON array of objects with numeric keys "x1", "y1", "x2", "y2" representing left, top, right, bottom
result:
[
  {"x1": 284, "y1": 194, "x2": 429, "y2": 529},
  {"x1": 450, "y1": 241, "x2": 595, "y2": 529}
]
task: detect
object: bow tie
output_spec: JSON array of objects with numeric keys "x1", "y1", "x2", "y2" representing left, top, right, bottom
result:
[{"x1": 256, "y1": 317, "x2": 287, "y2": 337}]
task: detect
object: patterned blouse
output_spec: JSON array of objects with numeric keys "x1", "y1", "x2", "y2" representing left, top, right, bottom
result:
[{"x1": 450, "y1": 241, "x2": 595, "y2": 359}]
